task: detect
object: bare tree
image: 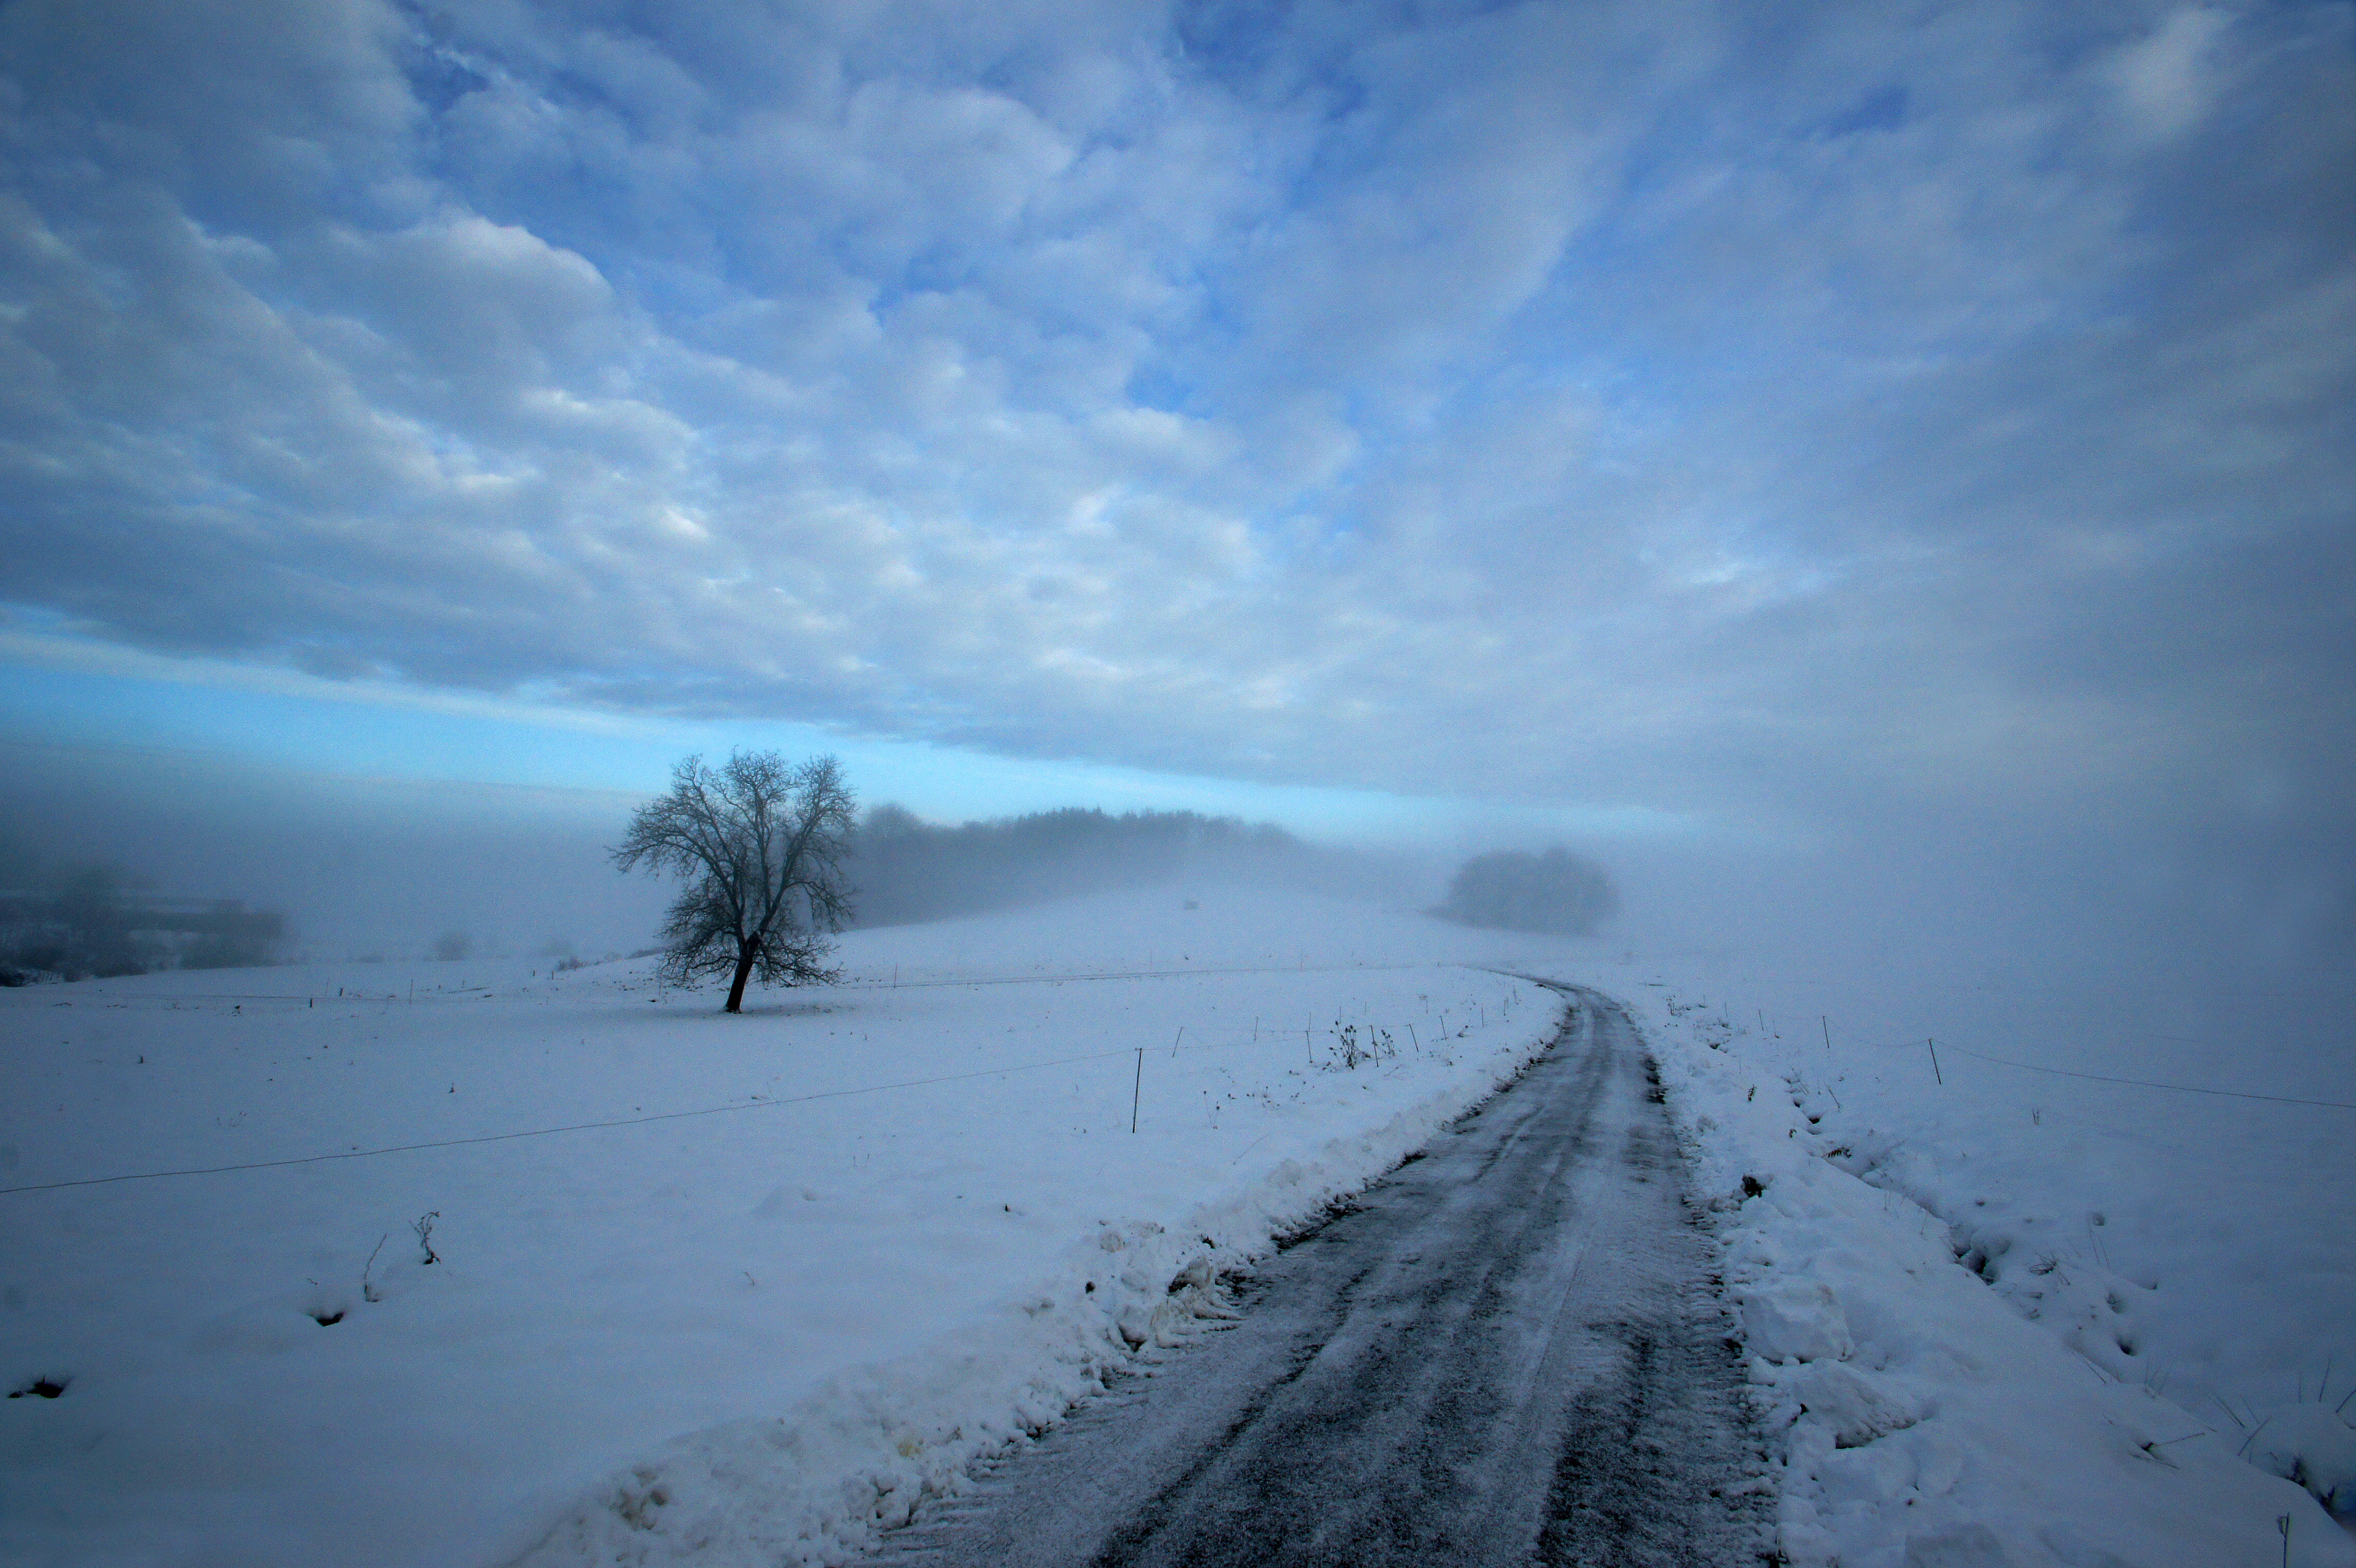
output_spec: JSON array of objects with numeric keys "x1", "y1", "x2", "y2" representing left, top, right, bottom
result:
[{"x1": 612, "y1": 752, "x2": 856, "y2": 1013}]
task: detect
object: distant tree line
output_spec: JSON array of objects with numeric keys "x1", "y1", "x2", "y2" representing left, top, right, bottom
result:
[
  {"x1": 846, "y1": 803, "x2": 1362, "y2": 927},
  {"x1": 1432, "y1": 847, "x2": 1618, "y2": 936},
  {"x1": 609, "y1": 748, "x2": 1412, "y2": 1012},
  {"x1": 0, "y1": 865, "x2": 287, "y2": 984}
]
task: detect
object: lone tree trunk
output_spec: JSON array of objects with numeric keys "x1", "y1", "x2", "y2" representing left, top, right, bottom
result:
[{"x1": 725, "y1": 938, "x2": 758, "y2": 1014}]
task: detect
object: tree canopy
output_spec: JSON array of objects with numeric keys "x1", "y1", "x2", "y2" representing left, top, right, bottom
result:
[
  {"x1": 612, "y1": 752, "x2": 855, "y2": 1012},
  {"x1": 1434, "y1": 848, "x2": 1618, "y2": 936}
]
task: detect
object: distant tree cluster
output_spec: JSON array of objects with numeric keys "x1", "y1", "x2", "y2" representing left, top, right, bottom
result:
[
  {"x1": 1434, "y1": 848, "x2": 1618, "y2": 936},
  {"x1": 0, "y1": 865, "x2": 287, "y2": 985},
  {"x1": 847, "y1": 804, "x2": 1334, "y2": 927}
]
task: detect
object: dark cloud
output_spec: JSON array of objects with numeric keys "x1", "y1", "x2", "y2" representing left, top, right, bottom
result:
[{"x1": 1, "y1": 1, "x2": 2347, "y2": 965}]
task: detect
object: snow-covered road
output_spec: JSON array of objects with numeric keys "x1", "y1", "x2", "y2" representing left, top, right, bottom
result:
[{"x1": 871, "y1": 985, "x2": 1771, "y2": 1567}]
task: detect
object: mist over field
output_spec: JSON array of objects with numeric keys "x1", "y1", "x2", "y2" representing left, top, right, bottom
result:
[{"x1": 5, "y1": 731, "x2": 2344, "y2": 1042}]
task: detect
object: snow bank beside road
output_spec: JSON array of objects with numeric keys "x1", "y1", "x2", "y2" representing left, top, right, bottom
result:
[
  {"x1": 1627, "y1": 983, "x2": 2355, "y2": 1568},
  {"x1": 510, "y1": 1052, "x2": 1552, "y2": 1567}
]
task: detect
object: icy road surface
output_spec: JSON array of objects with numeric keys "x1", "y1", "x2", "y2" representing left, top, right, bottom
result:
[{"x1": 872, "y1": 985, "x2": 1772, "y2": 1568}]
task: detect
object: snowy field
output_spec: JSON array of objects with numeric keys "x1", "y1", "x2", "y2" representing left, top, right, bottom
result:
[
  {"x1": 3, "y1": 886, "x2": 2349, "y2": 1567},
  {"x1": 0, "y1": 888, "x2": 1562, "y2": 1567}
]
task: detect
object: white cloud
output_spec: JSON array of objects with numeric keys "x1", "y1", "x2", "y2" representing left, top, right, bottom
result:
[
  {"x1": 2108, "y1": 7, "x2": 2234, "y2": 142},
  {"x1": 0, "y1": 0, "x2": 2346, "y2": 928}
]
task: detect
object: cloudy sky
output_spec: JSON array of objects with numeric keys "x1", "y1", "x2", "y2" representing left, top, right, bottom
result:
[{"x1": 1, "y1": 1, "x2": 2349, "y2": 967}]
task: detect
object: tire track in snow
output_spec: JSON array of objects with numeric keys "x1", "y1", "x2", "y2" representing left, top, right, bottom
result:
[{"x1": 870, "y1": 986, "x2": 1774, "y2": 1567}]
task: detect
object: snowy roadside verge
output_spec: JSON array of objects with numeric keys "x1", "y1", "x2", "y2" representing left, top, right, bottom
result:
[
  {"x1": 1630, "y1": 993, "x2": 2356, "y2": 1568},
  {"x1": 506, "y1": 1000, "x2": 1560, "y2": 1567}
]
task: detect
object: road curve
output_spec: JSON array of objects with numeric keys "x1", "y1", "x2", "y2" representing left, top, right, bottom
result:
[{"x1": 871, "y1": 984, "x2": 1773, "y2": 1568}]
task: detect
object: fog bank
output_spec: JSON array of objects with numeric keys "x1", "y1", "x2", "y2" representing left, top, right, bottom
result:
[{"x1": 2, "y1": 740, "x2": 2346, "y2": 1056}]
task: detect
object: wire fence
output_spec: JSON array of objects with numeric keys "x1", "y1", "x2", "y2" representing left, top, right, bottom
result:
[
  {"x1": 0, "y1": 968, "x2": 1542, "y2": 1198},
  {"x1": 1725, "y1": 1000, "x2": 2355, "y2": 1114},
  {"x1": 1900, "y1": 1038, "x2": 2356, "y2": 1112},
  {"x1": 26, "y1": 966, "x2": 2330, "y2": 1209},
  {"x1": 1, "y1": 959, "x2": 1444, "y2": 1013},
  {"x1": 0, "y1": 1046, "x2": 1148, "y2": 1198}
]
